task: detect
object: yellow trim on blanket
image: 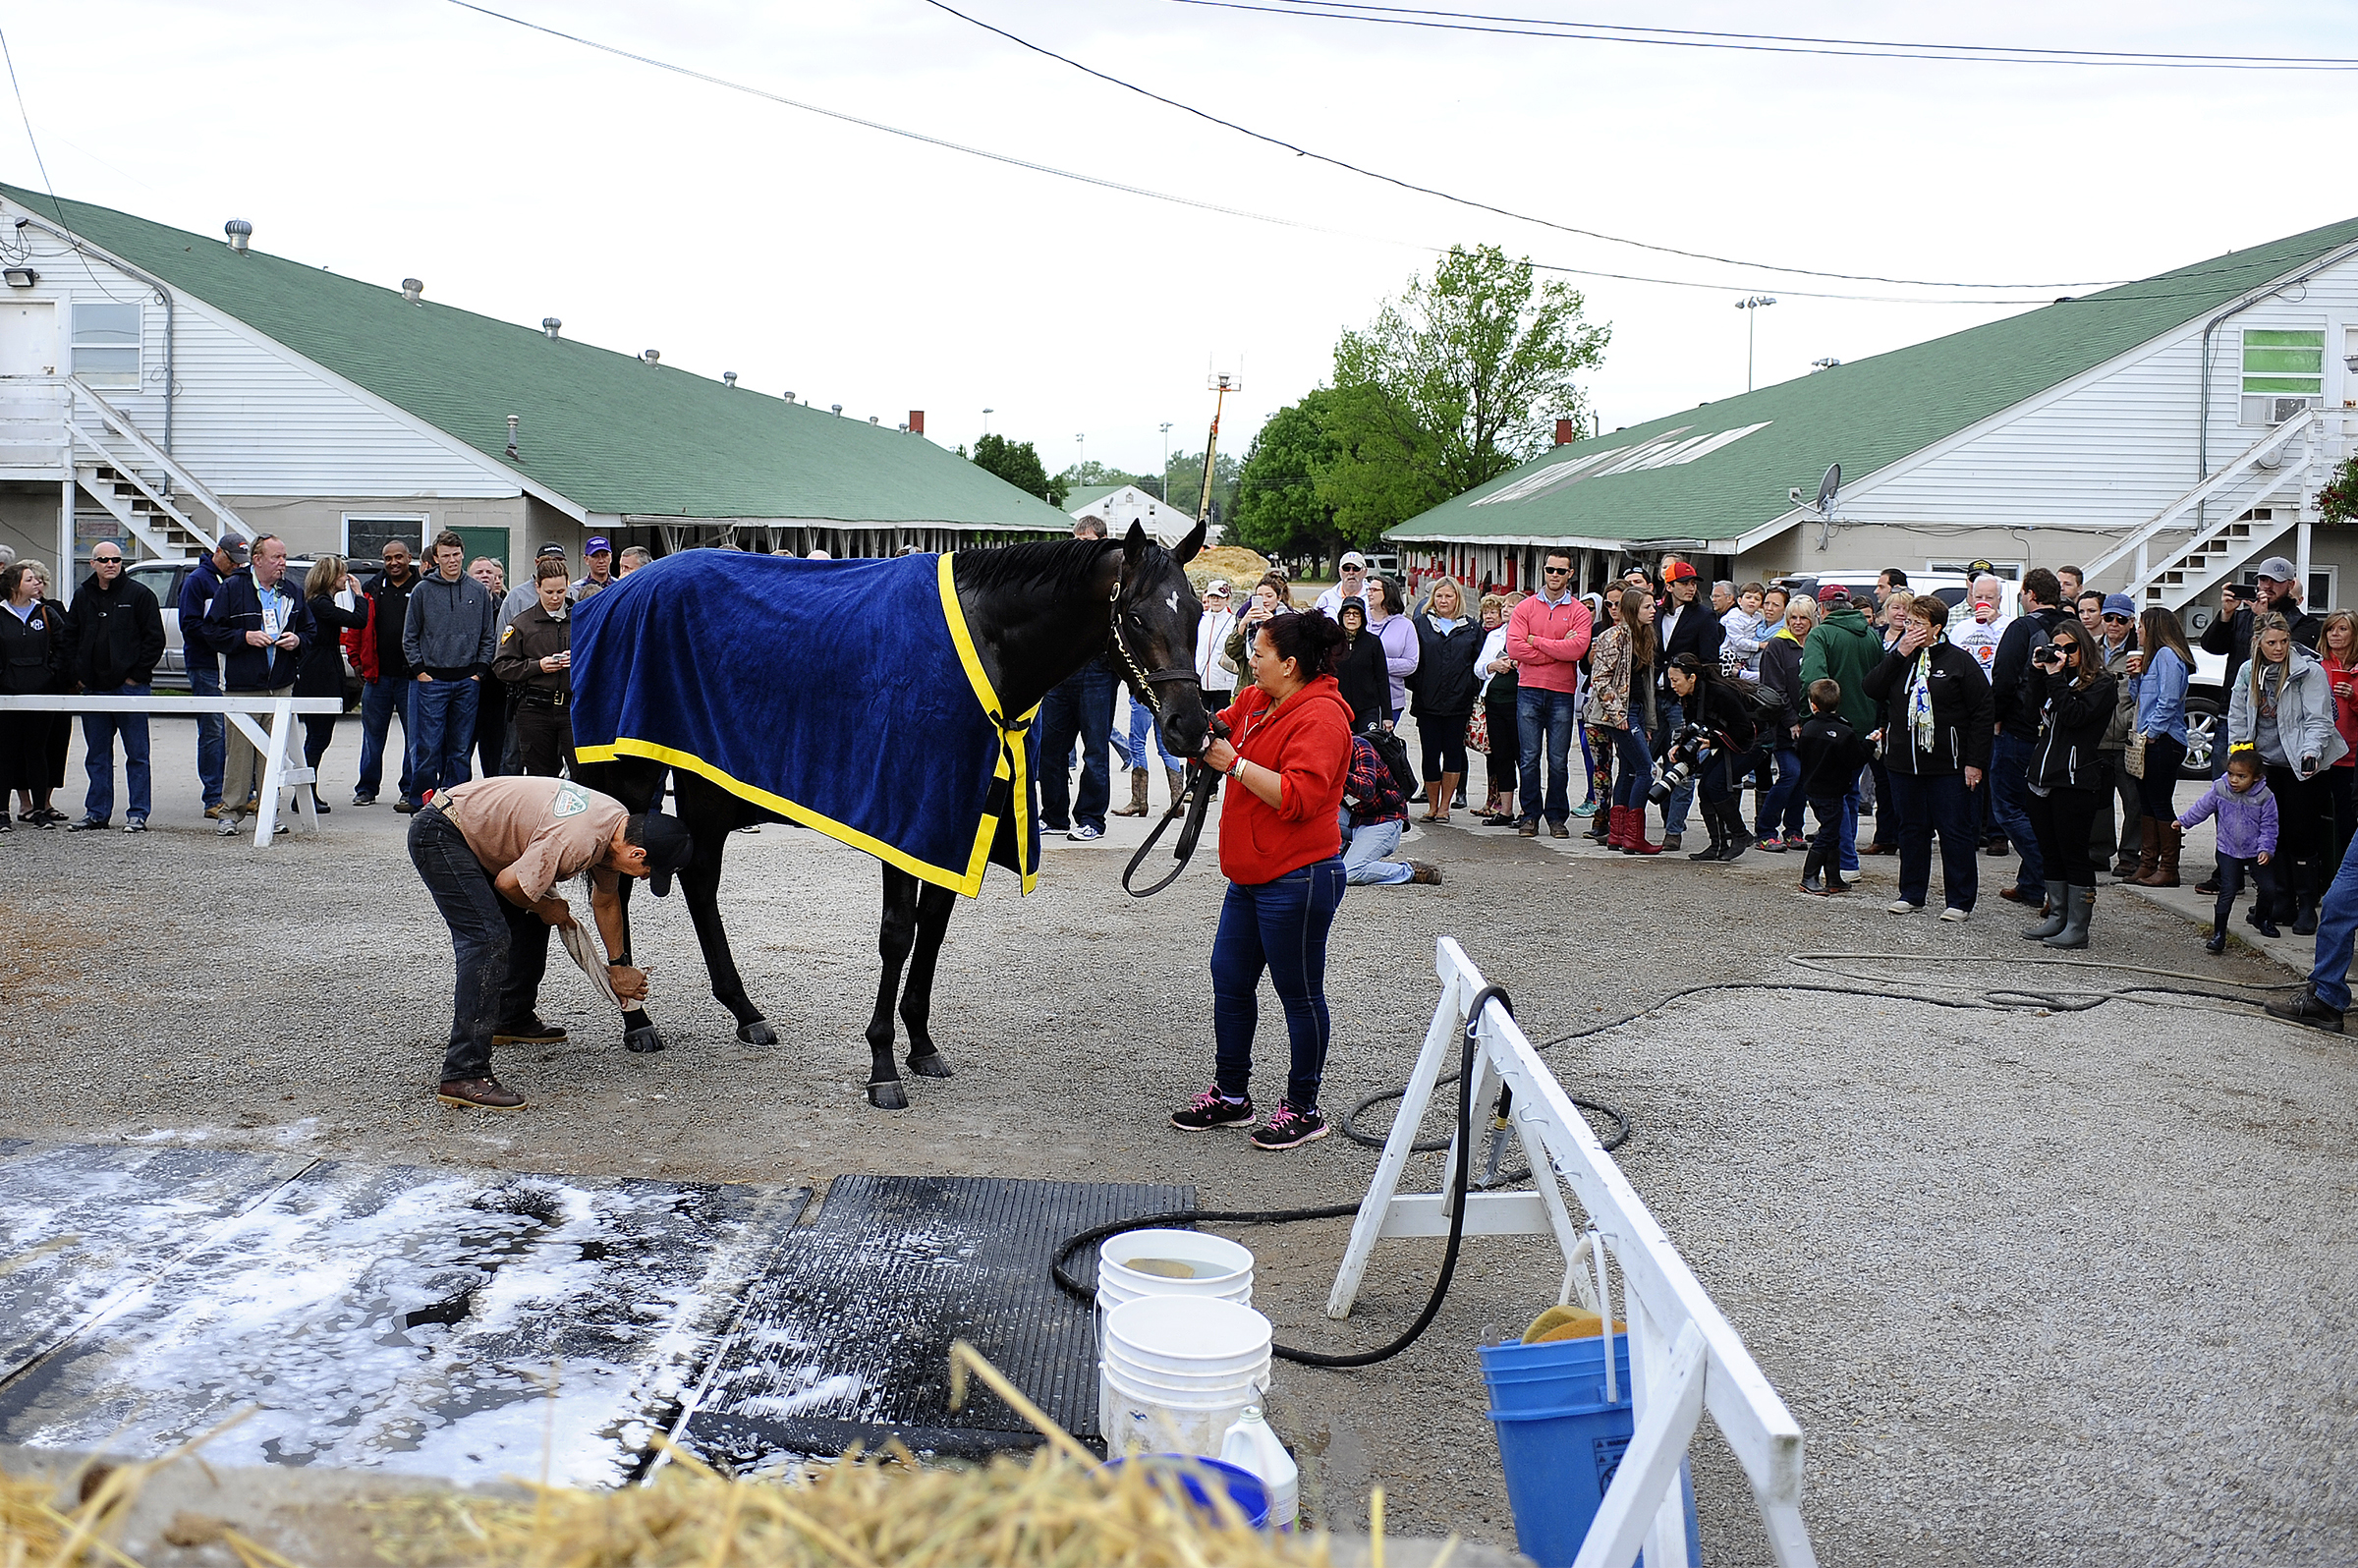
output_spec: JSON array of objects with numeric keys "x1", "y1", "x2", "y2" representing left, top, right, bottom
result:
[{"x1": 573, "y1": 556, "x2": 1038, "y2": 899}]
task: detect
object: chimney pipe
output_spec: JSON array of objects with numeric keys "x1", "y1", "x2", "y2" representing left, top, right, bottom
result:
[
  {"x1": 723, "y1": 370, "x2": 738, "y2": 388},
  {"x1": 1553, "y1": 418, "x2": 1576, "y2": 446},
  {"x1": 224, "y1": 219, "x2": 252, "y2": 253},
  {"x1": 909, "y1": 410, "x2": 926, "y2": 436},
  {"x1": 642, "y1": 349, "x2": 660, "y2": 365},
  {"x1": 505, "y1": 414, "x2": 520, "y2": 459},
  {"x1": 401, "y1": 278, "x2": 423, "y2": 304},
  {"x1": 541, "y1": 316, "x2": 562, "y2": 339}
]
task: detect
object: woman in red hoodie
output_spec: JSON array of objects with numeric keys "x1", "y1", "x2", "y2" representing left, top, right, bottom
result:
[{"x1": 1171, "y1": 610, "x2": 1356, "y2": 1150}]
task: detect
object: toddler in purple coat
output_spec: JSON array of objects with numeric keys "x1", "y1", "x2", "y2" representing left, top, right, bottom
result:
[{"x1": 2176, "y1": 750, "x2": 2279, "y2": 952}]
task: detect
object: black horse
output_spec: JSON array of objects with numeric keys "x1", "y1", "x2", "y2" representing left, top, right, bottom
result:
[{"x1": 576, "y1": 519, "x2": 1213, "y2": 1108}]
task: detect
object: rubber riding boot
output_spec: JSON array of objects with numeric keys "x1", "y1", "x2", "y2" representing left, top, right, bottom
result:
[
  {"x1": 2294, "y1": 868, "x2": 2320, "y2": 936},
  {"x1": 2021, "y1": 888, "x2": 2069, "y2": 942},
  {"x1": 1717, "y1": 799, "x2": 1754, "y2": 862},
  {"x1": 1687, "y1": 809, "x2": 1727, "y2": 861},
  {"x1": 1625, "y1": 807, "x2": 1663, "y2": 856},
  {"x1": 2043, "y1": 882, "x2": 2096, "y2": 949},
  {"x1": 1799, "y1": 839, "x2": 1827, "y2": 893},
  {"x1": 2127, "y1": 817, "x2": 2162, "y2": 885},
  {"x1": 2205, "y1": 913, "x2": 2227, "y2": 956},
  {"x1": 1165, "y1": 766, "x2": 1187, "y2": 812},
  {"x1": 1587, "y1": 802, "x2": 1615, "y2": 843},
  {"x1": 2141, "y1": 819, "x2": 2182, "y2": 888},
  {"x1": 1113, "y1": 770, "x2": 1149, "y2": 817}
]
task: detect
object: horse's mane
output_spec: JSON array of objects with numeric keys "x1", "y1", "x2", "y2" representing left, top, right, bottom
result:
[{"x1": 951, "y1": 537, "x2": 1129, "y2": 599}]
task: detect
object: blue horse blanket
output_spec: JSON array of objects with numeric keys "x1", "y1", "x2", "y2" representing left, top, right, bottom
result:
[{"x1": 570, "y1": 551, "x2": 1038, "y2": 897}]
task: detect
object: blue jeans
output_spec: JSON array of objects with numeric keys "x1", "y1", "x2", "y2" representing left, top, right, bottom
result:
[
  {"x1": 2308, "y1": 826, "x2": 2358, "y2": 1010},
  {"x1": 80, "y1": 683, "x2": 152, "y2": 823},
  {"x1": 409, "y1": 807, "x2": 551, "y2": 1082},
  {"x1": 1032, "y1": 664, "x2": 1115, "y2": 832},
  {"x1": 357, "y1": 678, "x2": 416, "y2": 803},
  {"x1": 1655, "y1": 699, "x2": 1696, "y2": 832},
  {"x1": 1840, "y1": 778, "x2": 1862, "y2": 872},
  {"x1": 1989, "y1": 731, "x2": 2044, "y2": 898},
  {"x1": 412, "y1": 676, "x2": 480, "y2": 800},
  {"x1": 188, "y1": 661, "x2": 225, "y2": 809},
  {"x1": 1888, "y1": 770, "x2": 1979, "y2": 912},
  {"x1": 1760, "y1": 747, "x2": 1804, "y2": 837},
  {"x1": 1211, "y1": 858, "x2": 1346, "y2": 1110},
  {"x1": 1342, "y1": 814, "x2": 1413, "y2": 885},
  {"x1": 1123, "y1": 696, "x2": 1180, "y2": 771},
  {"x1": 1608, "y1": 725, "x2": 1653, "y2": 809},
  {"x1": 1516, "y1": 687, "x2": 1578, "y2": 825}
]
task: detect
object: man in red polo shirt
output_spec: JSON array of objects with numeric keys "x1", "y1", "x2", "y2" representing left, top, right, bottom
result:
[{"x1": 1505, "y1": 547, "x2": 1594, "y2": 838}]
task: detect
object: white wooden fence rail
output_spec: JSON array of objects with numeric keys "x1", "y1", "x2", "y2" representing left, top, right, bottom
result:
[
  {"x1": 1328, "y1": 937, "x2": 1817, "y2": 1568},
  {"x1": 0, "y1": 695, "x2": 340, "y2": 848}
]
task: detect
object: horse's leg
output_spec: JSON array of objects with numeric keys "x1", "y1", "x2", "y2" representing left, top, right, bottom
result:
[
  {"x1": 670, "y1": 773, "x2": 775, "y2": 1045},
  {"x1": 901, "y1": 882, "x2": 958, "y2": 1079},
  {"x1": 579, "y1": 758, "x2": 669, "y2": 1054},
  {"x1": 866, "y1": 866, "x2": 922, "y2": 1109}
]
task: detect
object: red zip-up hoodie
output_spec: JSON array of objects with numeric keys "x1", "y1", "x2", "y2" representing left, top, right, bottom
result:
[{"x1": 1216, "y1": 675, "x2": 1355, "y2": 883}]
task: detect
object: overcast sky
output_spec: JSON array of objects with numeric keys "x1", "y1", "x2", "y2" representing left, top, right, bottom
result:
[{"x1": 7, "y1": 2, "x2": 2358, "y2": 478}]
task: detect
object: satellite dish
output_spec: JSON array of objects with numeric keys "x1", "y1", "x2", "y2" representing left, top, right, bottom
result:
[{"x1": 1816, "y1": 464, "x2": 1841, "y2": 513}]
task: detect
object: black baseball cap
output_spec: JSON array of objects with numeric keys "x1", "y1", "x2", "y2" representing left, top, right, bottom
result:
[{"x1": 636, "y1": 812, "x2": 695, "y2": 897}]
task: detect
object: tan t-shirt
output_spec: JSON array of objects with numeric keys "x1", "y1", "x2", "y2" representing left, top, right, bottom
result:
[{"x1": 439, "y1": 776, "x2": 626, "y2": 902}]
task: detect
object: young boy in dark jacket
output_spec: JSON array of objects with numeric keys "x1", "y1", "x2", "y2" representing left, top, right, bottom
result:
[{"x1": 1796, "y1": 678, "x2": 1871, "y2": 895}]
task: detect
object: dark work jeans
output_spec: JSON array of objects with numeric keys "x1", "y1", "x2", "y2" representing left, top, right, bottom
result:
[
  {"x1": 1889, "y1": 769, "x2": 1979, "y2": 912},
  {"x1": 357, "y1": 677, "x2": 416, "y2": 804},
  {"x1": 412, "y1": 676, "x2": 479, "y2": 801},
  {"x1": 1211, "y1": 857, "x2": 1346, "y2": 1111},
  {"x1": 408, "y1": 807, "x2": 552, "y2": 1083},
  {"x1": 1990, "y1": 732, "x2": 2044, "y2": 898},
  {"x1": 189, "y1": 660, "x2": 225, "y2": 810},
  {"x1": 2026, "y1": 786, "x2": 2099, "y2": 893},
  {"x1": 1033, "y1": 664, "x2": 1116, "y2": 832}
]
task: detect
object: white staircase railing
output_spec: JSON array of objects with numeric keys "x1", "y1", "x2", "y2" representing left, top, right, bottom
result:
[
  {"x1": 66, "y1": 377, "x2": 244, "y2": 560},
  {"x1": 2083, "y1": 411, "x2": 2339, "y2": 610}
]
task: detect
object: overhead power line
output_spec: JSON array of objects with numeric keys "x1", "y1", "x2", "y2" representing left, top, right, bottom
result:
[
  {"x1": 921, "y1": 0, "x2": 2158, "y2": 291},
  {"x1": 1183, "y1": 0, "x2": 2358, "y2": 71},
  {"x1": 437, "y1": 1, "x2": 2298, "y2": 311}
]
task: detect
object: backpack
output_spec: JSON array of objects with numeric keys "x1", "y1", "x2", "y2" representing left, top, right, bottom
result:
[{"x1": 1364, "y1": 723, "x2": 1419, "y2": 799}]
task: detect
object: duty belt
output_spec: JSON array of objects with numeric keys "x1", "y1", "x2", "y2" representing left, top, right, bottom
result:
[{"x1": 518, "y1": 688, "x2": 569, "y2": 709}]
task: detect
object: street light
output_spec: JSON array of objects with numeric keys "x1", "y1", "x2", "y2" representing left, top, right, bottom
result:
[
  {"x1": 982, "y1": 407, "x2": 994, "y2": 435},
  {"x1": 1076, "y1": 432, "x2": 1086, "y2": 471},
  {"x1": 1159, "y1": 422, "x2": 1173, "y2": 501},
  {"x1": 1734, "y1": 296, "x2": 1777, "y2": 392}
]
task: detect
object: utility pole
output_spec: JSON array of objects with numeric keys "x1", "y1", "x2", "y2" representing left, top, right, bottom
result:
[
  {"x1": 1735, "y1": 297, "x2": 1776, "y2": 392},
  {"x1": 1075, "y1": 432, "x2": 1085, "y2": 474},
  {"x1": 1159, "y1": 421, "x2": 1173, "y2": 502}
]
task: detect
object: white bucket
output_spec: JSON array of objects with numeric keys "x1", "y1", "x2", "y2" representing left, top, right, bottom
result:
[
  {"x1": 1095, "y1": 1232, "x2": 1257, "y2": 1436},
  {"x1": 1099, "y1": 1296, "x2": 1273, "y2": 1457}
]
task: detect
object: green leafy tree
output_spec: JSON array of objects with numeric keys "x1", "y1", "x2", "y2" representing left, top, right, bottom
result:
[
  {"x1": 1317, "y1": 244, "x2": 1609, "y2": 539},
  {"x1": 1053, "y1": 460, "x2": 1153, "y2": 498},
  {"x1": 1231, "y1": 393, "x2": 1344, "y2": 564},
  {"x1": 1162, "y1": 449, "x2": 1242, "y2": 523},
  {"x1": 970, "y1": 433, "x2": 1066, "y2": 505}
]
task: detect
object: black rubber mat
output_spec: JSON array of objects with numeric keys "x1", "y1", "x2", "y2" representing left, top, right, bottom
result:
[{"x1": 678, "y1": 1174, "x2": 1194, "y2": 1467}]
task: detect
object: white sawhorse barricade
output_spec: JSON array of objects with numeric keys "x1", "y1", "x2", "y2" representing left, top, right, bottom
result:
[
  {"x1": 1329, "y1": 938, "x2": 1817, "y2": 1568},
  {"x1": 0, "y1": 694, "x2": 341, "y2": 848}
]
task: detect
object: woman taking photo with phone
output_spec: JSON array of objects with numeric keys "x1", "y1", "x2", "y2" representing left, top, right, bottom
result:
[{"x1": 2018, "y1": 618, "x2": 2117, "y2": 949}]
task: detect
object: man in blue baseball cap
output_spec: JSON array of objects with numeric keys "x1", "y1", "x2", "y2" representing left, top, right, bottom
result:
[{"x1": 572, "y1": 536, "x2": 615, "y2": 602}]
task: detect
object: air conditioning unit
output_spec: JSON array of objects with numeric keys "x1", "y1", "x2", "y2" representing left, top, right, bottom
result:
[{"x1": 2242, "y1": 393, "x2": 2323, "y2": 426}]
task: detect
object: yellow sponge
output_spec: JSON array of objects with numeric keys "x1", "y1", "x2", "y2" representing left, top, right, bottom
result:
[{"x1": 1521, "y1": 1306, "x2": 1626, "y2": 1344}]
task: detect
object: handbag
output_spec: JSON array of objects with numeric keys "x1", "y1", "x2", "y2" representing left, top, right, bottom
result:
[
  {"x1": 2124, "y1": 730, "x2": 2148, "y2": 779},
  {"x1": 1466, "y1": 704, "x2": 1491, "y2": 754}
]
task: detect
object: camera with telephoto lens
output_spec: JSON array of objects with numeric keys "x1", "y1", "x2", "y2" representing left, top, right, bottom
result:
[{"x1": 1648, "y1": 723, "x2": 1712, "y2": 805}]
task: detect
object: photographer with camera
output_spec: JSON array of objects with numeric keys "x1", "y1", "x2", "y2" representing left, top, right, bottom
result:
[
  {"x1": 1861, "y1": 593, "x2": 1993, "y2": 921},
  {"x1": 1662, "y1": 651, "x2": 1769, "y2": 862},
  {"x1": 2016, "y1": 618, "x2": 2118, "y2": 949}
]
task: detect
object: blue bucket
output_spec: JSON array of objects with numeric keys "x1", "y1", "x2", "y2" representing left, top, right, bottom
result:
[
  {"x1": 1098, "y1": 1455, "x2": 1270, "y2": 1530},
  {"x1": 1480, "y1": 1335, "x2": 1703, "y2": 1568}
]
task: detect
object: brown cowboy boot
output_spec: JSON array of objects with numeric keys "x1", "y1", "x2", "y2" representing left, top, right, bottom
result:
[
  {"x1": 2138, "y1": 818, "x2": 2183, "y2": 888},
  {"x1": 2126, "y1": 815, "x2": 2162, "y2": 885},
  {"x1": 1112, "y1": 769, "x2": 1150, "y2": 817}
]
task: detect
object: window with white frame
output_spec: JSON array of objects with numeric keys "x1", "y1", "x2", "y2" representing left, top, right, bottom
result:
[
  {"x1": 2238, "y1": 327, "x2": 2325, "y2": 425},
  {"x1": 69, "y1": 302, "x2": 141, "y2": 389},
  {"x1": 344, "y1": 515, "x2": 429, "y2": 563}
]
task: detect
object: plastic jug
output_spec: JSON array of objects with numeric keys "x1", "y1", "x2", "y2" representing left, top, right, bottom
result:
[{"x1": 1218, "y1": 1405, "x2": 1299, "y2": 1530}]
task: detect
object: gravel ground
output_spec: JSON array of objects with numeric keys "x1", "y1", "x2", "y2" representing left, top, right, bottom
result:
[{"x1": 6, "y1": 716, "x2": 2357, "y2": 1565}]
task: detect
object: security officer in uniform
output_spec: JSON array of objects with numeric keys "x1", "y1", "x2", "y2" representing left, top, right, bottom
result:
[{"x1": 492, "y1": 556, "x2": 576, "y2": 776}]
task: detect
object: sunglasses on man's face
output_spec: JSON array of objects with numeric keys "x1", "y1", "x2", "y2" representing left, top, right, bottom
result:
[
  {"x1": 2103, "y1": 613, "x2": 2132, "y2": 624},
  {"x1": 1544, "y1": 566, "x2": 1572, "y2": 577},
  {"x1": 93, "y1": 556, "x2": 122, "y2": 565}
]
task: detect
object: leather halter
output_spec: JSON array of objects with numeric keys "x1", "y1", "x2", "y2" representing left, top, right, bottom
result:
[{"x1": 1104, "y1": 562, "x2": 1202, "y2": 734}]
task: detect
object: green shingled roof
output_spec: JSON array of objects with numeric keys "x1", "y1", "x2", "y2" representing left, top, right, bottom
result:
[
  {"x1": 1387, "y1": 213, "x2": 2358, "y2": 547},
  {"x1": 11, "y1": 186, "x2": 1070, "y2": 529}
]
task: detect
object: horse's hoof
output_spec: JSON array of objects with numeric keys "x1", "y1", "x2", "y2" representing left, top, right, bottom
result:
[
  {"x1": 907, "y1": 1050, "x2": 954, "y2": 1080},
  {"x1": 739, "y1": 1019, "x2": 777, "y2": 1046},
  {"x1": 625, "y1": 1025, "x2": 668, "y2": 1055},
  {"x1": 867, "y1": 1080, "x2": 909, "y2": 1111}
]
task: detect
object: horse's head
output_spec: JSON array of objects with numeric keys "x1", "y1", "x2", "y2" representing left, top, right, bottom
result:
[{"x1": 1112, "y1": 517, "x2": 1214, "y2": 756}]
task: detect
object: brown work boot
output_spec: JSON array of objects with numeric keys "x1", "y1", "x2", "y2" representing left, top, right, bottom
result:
[
  {"x1": 436, "y1": 1076, "x2": 526, "y2": 1109},
  {"x1": 1408, "y1": 861, "x2": 1443, "y2": 884},
  {"x1": 1112, "y1": 770, "x2": 1150, "y2": 817}
]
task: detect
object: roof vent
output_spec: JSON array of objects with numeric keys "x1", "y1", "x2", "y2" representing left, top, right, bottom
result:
[
  {"x1": 541, "y1": 316, "x2": 562, "y2": 339},
  {"x1": 783, "y1": 391, "x2": 796, "y2": 403},
  {"x1": 831, "y1": 404, "x2": 843, "y2": 416},
  {"x1": 723, "y1": 371, "x2": 738, "y2": 388},
  {"x1": 869, "y1": 415, "x2": 879, "y2": 424},
  {"x1": 642, "y1": 349, "x2": 660, "y2": 365},
  {"x1": 401, "y1": 278, "x2": 423, "y2": 304},
  {"x1": 505, "y1": 414, "x2": 520, "y2": 459},
  {"x1": 224, "y1": 219, "x2": 253, "y2": 253}
]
